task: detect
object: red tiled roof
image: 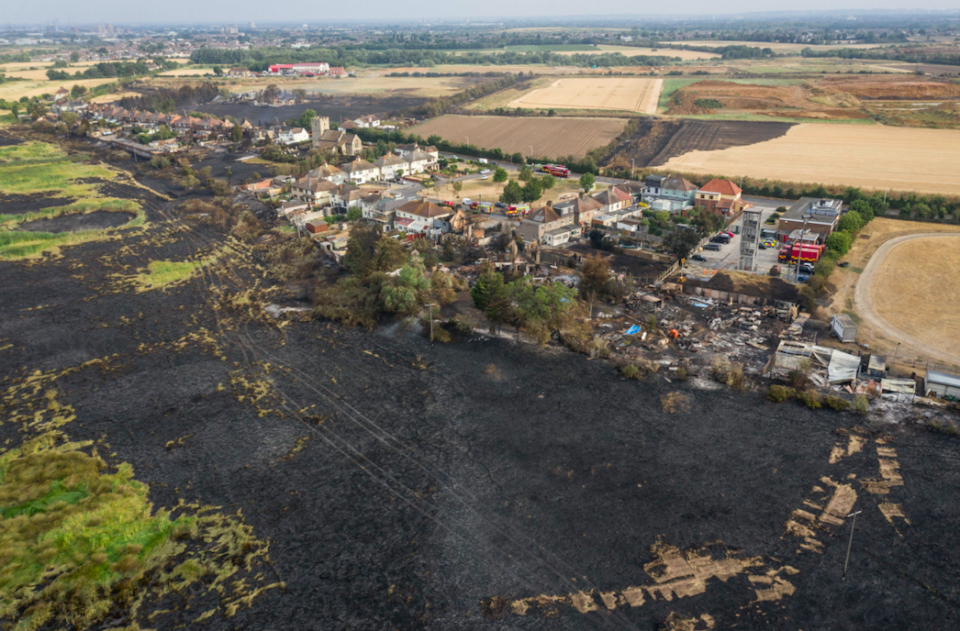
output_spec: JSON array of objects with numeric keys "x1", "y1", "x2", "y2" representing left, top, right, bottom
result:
[{"x1": 699, "y1": 179, "x2": 742, "y2": 196}]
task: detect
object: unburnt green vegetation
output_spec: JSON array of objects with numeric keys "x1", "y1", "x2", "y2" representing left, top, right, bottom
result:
[{"x1": 0, "y1": 141, "x2": 145, "y2": 259}]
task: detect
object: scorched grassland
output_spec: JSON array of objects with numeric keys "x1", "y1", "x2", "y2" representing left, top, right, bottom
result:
[
  {"x1": 407, "y1": 115, "x2": 629, "y2": 158},
  {"x1": 508, "y1": 77, "x2": 663, "y2": 114},
  {"x1": 659, "y1": 123, "x2": 960, "y2": 195}
]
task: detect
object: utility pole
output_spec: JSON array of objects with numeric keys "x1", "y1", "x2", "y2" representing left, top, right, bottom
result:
[
  {"x1": 843, "y1": 510, "x2": 863, "y2": 580},
  {"x1": 427, "y1": 303, "x2": 437, "y2": 342}
]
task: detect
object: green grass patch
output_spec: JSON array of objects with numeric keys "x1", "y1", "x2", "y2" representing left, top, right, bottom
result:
[
  {"x1": 135, "y1": 258, "x2": 210, "y2": 291},
  {"x1": 0, "y1": 430, "x2": 279, "y2": 628},
  {"x1": 0, "y1": 161, "x2": 117, "y2": 197},
  {"x1": 0, "y1": 141, "x2": 69, "y2": 167},
  {"x1": 842, "y1": 310, "x2": 862, "y2": 324},
  {"x1": 0, "y1": 198, "x2": 138, "y2": 227},
  {"x1": 673, "y1": 112, "x2": 876, "y2": 124},
  {"x1": 659, "y1": 78, "x2": 702, "y2": 110}
]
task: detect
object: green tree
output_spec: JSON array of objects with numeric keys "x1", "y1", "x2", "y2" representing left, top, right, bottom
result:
[
  {"x1": 231, "y1": 124, "x2": 243, "y2": 142},
  {"x1": 343, "y1": 223, "x2": 381, "y2": 275},
  {"x1": 293, "y1": 88, "x2": 307, "y2": 104},
  {"x1": 297, "y1": 108, "x2": 317, "y2": 129},
  {"x1": 213, "y1": 66, "x2": 223, "y2": 76},
  {"x1": 508, "y1": 278, "x2": 578, "y2": 344},
  {"x1": 380, "y1": 265, "x2": 431, "y2": 316},
  {"x1": 346, "y1": 206, "x2": 363, "y2": 222},
  {"x1": 452, "y1": 181, "x2": 463, "y2": 197},
  {"x1": 521, "y1": 178, "x2": 542, "y2": 203},
  {"x1": 849, "y1": 199, "x2": 874, "y2": 223},
  {"x1": 579, "y1": 172, "x2": 595, "y2": 191},
  {"x1": 70, "y1": 84, "x2": 87, "y2": 98},
  {"x1": 539, "y1": 175, "x2": 556, "y2": 191},
  {"x1": 500, "y1": 180, "x2": 523, "y2": 205},
  {"x1": 492, "y1": 166, "x2": 508, "y2": 184},
  {"x1": 838, "y1": 211, "x2": 862, "y2": 233},
  {"x1": 224, "y1": 166, "x2": 233, "y2": 185},
  {"x1": 518, "y1": 165, "x2": 533, "y2": 182},
  {"x1": 579, "y1": 254, "x2": 610, "y2": 304},
  {"x1": 664, "y1": 228, "x2": 701, "y2": 264},
  {"x1": 471, "y1": 264, "x2": 505, "y2": 311},
  {"x1": 510, "y1": 152, "x2": 523, "y2": 163},
  {"x1": 69, "y1": 51, "x2": 80, "y2": 63},
  {"x1": 825, "y1": 231, "x2": 853, "y2": 255}
]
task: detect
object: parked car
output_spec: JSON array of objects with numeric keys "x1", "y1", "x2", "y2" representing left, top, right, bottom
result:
[
  {"x1": 722, "y1": 231, "x2": 735, "y2": 238},
  {"x1": 480, "y1": 169, "x2": 491, "y2": 175},
  {"x1": 711, "y1": 235, "x2": 730, "y2": 244},
  {"x1": 762, "y1": 239, "x2": 777, "y2": 248},
  {"x1": 481, "y1": 175, "x2": 488, "y2": 180},
  {"x1": 838, "y1": 261, "x2": 850, "y2": 268},
  {"x1": 759, "y1": 243, "x2": 767, "y2": 250},
  {"x1": 462, "y1": 198, "x2": 473, "y2": 206},
  {"x1": 704, "y1": 243, "x2": 722, "y2": 251},
  {"x1": 799, "y1": 263, "x2": 815, "y2": 275},
  {"x1": 494, "y1": 202, "x2": 507, "y2": 209},
  {"x1": 691, "y1": 254, "x2": 707, "y2": 262}
]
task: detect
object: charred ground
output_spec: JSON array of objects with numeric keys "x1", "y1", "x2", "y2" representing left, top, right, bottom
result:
[{"x1": 1, "y1": 159, "x2": 959, "y2": 630}]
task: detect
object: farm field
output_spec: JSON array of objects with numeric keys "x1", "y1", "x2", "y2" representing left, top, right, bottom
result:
[
  {"x1": 662, "y1": 39, "x2": 901, "y2": 52},
  {"x1": 407, "y1": 115, "x2": 629, "y2": 158},
  {"x1": 0, "y1": 77, "x2": 116, "y2": 101},
  {"x1": 562, "y1": 45, "x2": 719, "y2": 59},
  {"x1": 508, "y1": 77, "x2": 663, "y2": 114},
  {"x1": 858, "y1": 234, "x2": 960, "y2": 368},
  {"x1": 194, "y1": 75, "x2": 487, "y2": 98},
  {"x1": 660, "y1": 123, "x2": 960, "y2": 195}
]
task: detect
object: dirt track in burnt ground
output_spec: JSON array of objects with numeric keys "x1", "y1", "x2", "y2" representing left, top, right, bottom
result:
[{"x1": 2, "y1": 192, "x2": 960, "y2": 629}]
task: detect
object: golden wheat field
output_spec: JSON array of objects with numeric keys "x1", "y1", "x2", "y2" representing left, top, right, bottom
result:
[
  {"x1": 661, "y1": 123, "x2": 960, "y2": 195},
  {"x1": 508, "y1": 77, "x2": 663, "y2": 114},
  {"x1": 407, "y1": 115, "x2": 629, "y2": 158}
]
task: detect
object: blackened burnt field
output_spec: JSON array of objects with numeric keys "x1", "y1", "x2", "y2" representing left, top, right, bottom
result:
[{"x1": 2, "y1": 202, "x2": 960, "y2": 630}]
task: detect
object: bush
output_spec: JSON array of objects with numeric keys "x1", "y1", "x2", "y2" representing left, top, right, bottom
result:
[
  {"x1": 621, "y1": 359, "x2": 659, "y2": 380},
  {"x1": 712, "y1": 356, "x2": 749, "y2": 390},
  {"x1": 797, "y1": 389, "x2": 822, "y2": 410},
  {"x1": 824, "y1": 396, "x2": 850, "y2": 411},
  {"x1": 852, "y1": 395, "x2": 869, "y2": 416},
  {"x1": 767, "y1": 385, "x2": 794, "y2": 402}
]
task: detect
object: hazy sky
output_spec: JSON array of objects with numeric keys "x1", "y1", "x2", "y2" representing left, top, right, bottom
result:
[{"x1": 6, "y1": 1, "x2": 959, "y2": 27}]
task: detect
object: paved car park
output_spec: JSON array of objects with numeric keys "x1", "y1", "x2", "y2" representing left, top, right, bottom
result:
[{"x1": 684, "y1": 199, "x2": 800, "y2": 282}]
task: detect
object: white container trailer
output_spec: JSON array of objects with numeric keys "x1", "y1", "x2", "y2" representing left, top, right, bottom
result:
[{"x1": 831, "y1": 314, "x2": 858, "y2": 343}]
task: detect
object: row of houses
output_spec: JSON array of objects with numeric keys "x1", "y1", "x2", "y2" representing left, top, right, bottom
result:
[
  {"x1": 641, "y1": 174, "x2": 745, "y2": 215},
  {"x1": 82, "y1": 103, "x2": 242, "y2": 135},
  {"x1": 519, "y1": 186, "x2": 638, "y2": 246}
]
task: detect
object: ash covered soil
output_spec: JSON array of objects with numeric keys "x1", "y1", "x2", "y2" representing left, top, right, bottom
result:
[{"x1": 1, "y1": 192, "x2": 960, "y2": 630}]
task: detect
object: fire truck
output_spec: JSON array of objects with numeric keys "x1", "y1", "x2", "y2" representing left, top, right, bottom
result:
[
  {"x1": 541, "y1": 164, "x2": 570, "y2": 178},
  {"x1": 778, "y1": 242, "x2": 825, "y2": 263}
]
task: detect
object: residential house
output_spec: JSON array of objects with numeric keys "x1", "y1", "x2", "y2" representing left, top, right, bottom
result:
[
  {"x1": 227, "y1": 67, "x2": 253, "y2": 77},
  {"x1": 340, "y1": 157, "x2": 380, "y2": 184},
  {"x1": 329, "y1": 67, "x2": 347, "y2": 77},
  {"x1": 279, "y1": 200, "x2": 308, "y2": 218},
  {"x1": 364, "y1": 195, "x2": 405, "y2": 228},
  {"x1": 374, "y1": 153, "x2": 407, "y2": 180},
  {"x1": 278, "y1": 127, "x2": 310, "y2": 145},
  {"x1": 307, "y1": 163, "x2": 347, "y2": 185},
  {"x1": 338, "y1": 120, "x2": 358, "y2": 130},
  {"x1": 405, "y1": 150, "x2": 437, "y2": 174},
  {"x1": 314, "y1": 129, "x2": 362, "y2": 155},
  {"x1": 292, "y1": 177, "x2": 337, "y2": 206},
  {"x1": 53, "y1": 87, "x2": 70, "y2": 102},
  {"x1": 555, "y1": 193, "x2": 604, "y2": 228},
  {"x1": 642, "y1": 175, "x2": 698, "y2": 212},
  {"x1": 332, "y1": 183, "x2": 365, "y2": 211},
  {"x1": 519, "y1": 204, "x2": 579, "y2": 246},
  {"x1": 353, "y1": 115, "x2": 380, "y2": 128},
  {"x1": 394, "y1": 199, "x2": 453, "y2": 234},
  {"x1": 592, "y1": 186, "x2": 632, "y2": 214},
  {"x1": 695, "y1": 179, "x2": 743, "y2": 215},
  {"x1": 777, "y1": 198, "x2": 843, "y2": 243}
]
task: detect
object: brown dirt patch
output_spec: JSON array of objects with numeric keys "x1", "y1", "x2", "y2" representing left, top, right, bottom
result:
[{"x1": 407, "y1": 115, "x2": 629, "y2": 159}]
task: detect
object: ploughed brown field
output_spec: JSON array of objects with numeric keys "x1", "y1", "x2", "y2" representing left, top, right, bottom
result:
[
  {"x1": 407, "y1": 115, "x2": 629, "y2": 158},
  {"x1": 660, "y1": 123, "x2": 960, "y2": 195}
]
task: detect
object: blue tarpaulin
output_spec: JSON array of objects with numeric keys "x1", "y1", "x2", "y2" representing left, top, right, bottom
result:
[{"x1": 624, "y1": 325, "x2": 641, "y2": 335}]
